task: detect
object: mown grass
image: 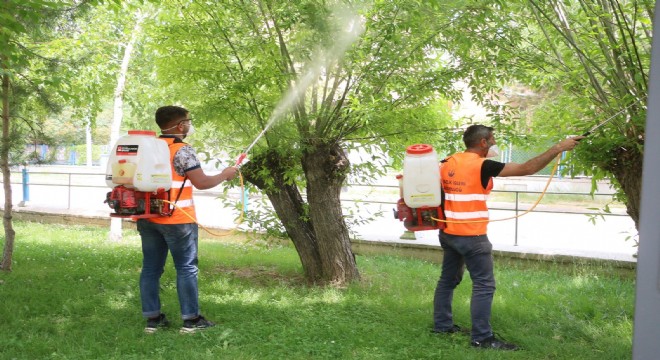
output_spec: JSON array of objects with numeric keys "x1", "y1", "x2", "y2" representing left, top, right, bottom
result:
[{"x1": 0, "y1": 221, "x2": 634, "y2": 359}]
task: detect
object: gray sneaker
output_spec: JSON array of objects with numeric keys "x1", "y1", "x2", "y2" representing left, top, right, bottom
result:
[
  {"x1": 180, "y1": 315, "x2": 216, "y2": 334},
  {"x1": 471, "y1": 335, "x2": 519, "y2": 350},
  {"x1": 144, "y1": 313, "x2": 170, "y2": 333}
]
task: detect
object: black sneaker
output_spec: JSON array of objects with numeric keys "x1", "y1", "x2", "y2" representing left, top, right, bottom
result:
[
  {"x1": 144, "y1": 313, "x2": 170, "y2": 333},
  {"x1": 431, "y1": 324, "x2": 465, "y2": 334},
  {"x1": 471, "y1": 335, "x2": 519, "y2": 350},
  {"x1": 180, "y1": 315, "x2": 216, "y2": 333}
]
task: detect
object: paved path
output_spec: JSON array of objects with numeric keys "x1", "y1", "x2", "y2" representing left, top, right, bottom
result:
[
  {"x1": 357, "y1": 202, "x2": 637, "y2": 262},
  {"x1": 4, "y1": 165, "x2": 638, "y2": 264}
]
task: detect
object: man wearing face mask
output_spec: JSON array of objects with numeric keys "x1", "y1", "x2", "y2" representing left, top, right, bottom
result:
[
  {"x1": 138, "y1": 105, "x2": 238, "y2": 334},
  {"x1": 432, "y1": 124, "x2": 583, "y2": 350}
]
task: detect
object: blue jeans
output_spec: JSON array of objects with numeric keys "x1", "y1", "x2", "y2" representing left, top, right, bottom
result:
[
  {"x1": 433, "y1": 231, "x2": 496, "y2": 341},
  {"x1": 137, "y1": 220, "x2": 200, "y2": 320}
]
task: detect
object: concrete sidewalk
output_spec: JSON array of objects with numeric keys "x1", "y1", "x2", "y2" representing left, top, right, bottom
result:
[
  {"x1": 6, "y1": 189, "x2": 638, "y2": 268},
  {"x1": 2, "y1": 164, "x2": 638, "y2": 267},
  {"x1": 355, "y1": 202, "x2": 637, "y2": 263}
]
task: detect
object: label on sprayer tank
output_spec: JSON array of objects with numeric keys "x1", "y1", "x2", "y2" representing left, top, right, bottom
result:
[{"x1": 116, "y1": 145, "x2": 139, "y2": 155}]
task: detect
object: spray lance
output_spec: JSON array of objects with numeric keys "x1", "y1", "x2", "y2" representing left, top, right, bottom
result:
[
  {"x1": 579, "y1": 101, "x2": 640, "y2": 139},
  {"x1": 234, "y1": 124, "x2": 272, "y2": 166}
]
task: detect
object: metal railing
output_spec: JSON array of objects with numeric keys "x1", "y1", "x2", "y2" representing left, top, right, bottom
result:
[
  {"x1": 11, "y1": 168, "x2": 107, "y2": 209},
  {"x1": 3, "y1": 168, "x2": 629, "y2": 247},
  {"x1": 338, "y1": 183, "x2": 628, "y2": 246}
]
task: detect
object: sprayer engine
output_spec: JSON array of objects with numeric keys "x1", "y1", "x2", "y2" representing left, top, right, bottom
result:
[
  {"x1": 394, "y1": 199, "x2": 445, "y2": 232},
  {"x1": 105, "y1": 186, "x2": 169, "y2": 218}
]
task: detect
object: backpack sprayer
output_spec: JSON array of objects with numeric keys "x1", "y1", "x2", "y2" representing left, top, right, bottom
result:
[
  {"x1": 104, "y1": 130, "x2": 173, "y2": 219},
  {"x1": 393, "y1": 144, "x2": 446, "y2": 231}
]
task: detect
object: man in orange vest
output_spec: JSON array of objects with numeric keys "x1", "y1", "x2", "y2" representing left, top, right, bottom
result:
[
  {"x1": 139, "y1": 105, "x2": 238, "y2": 334},
  {"x1": 432, "y1": 124, "x2": 583, "y2": 350}
]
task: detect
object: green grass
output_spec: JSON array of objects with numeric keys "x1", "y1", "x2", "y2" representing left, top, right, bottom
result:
[{"x1": 0, "y1": 221, "x2": 634, "y2": 359}]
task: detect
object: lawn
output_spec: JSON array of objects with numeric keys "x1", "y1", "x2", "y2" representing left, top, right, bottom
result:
[{"x1": 0, "y1": 221, "x2": 634, "y2": 359}]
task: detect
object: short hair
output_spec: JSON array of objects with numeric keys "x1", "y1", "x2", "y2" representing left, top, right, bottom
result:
[
  {"x1": 155, "y1": 105, "x2": 188, "y2": 129},
  {"x1": 463, "y1": 124, "x2": 494, "y2": 148}
]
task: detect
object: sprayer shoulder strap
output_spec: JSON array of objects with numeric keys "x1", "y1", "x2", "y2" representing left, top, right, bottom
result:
[
  {"x1": 167, "y1": 176, "x2": 188, "y2": 217},
  {"x1": 439, "y1": 158, "x2": 448, "y2": 217},
  {"x1": 161, "y1": 136, "x2": 188, "y2": 217}
]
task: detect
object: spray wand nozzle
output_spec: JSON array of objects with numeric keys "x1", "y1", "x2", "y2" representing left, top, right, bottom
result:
[
  {"x1": 578, "y1": 117, "x2": 617, "y2": 140},
  {"x1": 234, "y1": 153, "x2": 247, "y2": 167},
  {"x1": 233, "y1": 132, "x2": 264, "y2": 167},
  {"x1": 578, "y1": 102, "x2": 639, "y2": 140},
  {"x1": 234, "y1": 121, "x2": 273, "y2": 167}
]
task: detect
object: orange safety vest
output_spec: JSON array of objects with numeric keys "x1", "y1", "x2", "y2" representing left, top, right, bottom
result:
[
  {"x1": 148, "y1": 137, "x2": 196, "y2": 224},
  {"x1": 440, "y1": 152, "x2": 492, "y2": 236}
]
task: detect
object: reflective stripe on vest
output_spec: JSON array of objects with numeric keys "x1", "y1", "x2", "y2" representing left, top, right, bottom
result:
[
  {"x1": 175, "y1": 199, "x2": 194, "y2": 208},
  {"x1": 443, "y1": 210, "x2": 490, "y2": 220},
  {"x1": 148, "y1": 138, "x2": 197, "y2": 224},
  {"x1": 444, "y1": 193, "x2": 490, "y2": 201},
  {"x1": 171, "y1": 180, "x2": 193, "y2": 188},
  {"x1": 441, "y1": 152, "x2": 492, "y2": 236}
]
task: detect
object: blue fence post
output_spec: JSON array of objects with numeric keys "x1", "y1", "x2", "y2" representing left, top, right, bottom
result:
[
  {"x1": 243, "y1": 187, "x2": 249, "y2": 214},
  {"x1": 19, "y1": 164, "x2": 29, "y2": 207},
  {"x1": 69, "y1": 149, "x2": 77, "y2": 165},
  {"x1": 557, "y1": 151, "x2": 567, "y2": 178}
]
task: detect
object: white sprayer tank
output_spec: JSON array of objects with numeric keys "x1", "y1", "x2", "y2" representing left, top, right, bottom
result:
[
  {"x1": 402, "y1": 144, "x2": 441, "y2": 208},
  {"x1": 105, "y1": 130, "x2": 172, "y2": 192}
]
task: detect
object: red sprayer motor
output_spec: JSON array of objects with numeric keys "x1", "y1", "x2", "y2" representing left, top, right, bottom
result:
[
  {"x1": 393, "y1": 144, "x2": 446, "y2": 231},
  {"x1": 105, "y1": 185, "x2": 170, "y2": 217},
  {"x1": 103, "y1": 130, "x2": 173, "y2": 219}
]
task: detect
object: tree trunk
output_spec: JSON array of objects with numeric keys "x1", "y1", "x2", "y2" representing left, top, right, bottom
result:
[
  {"x1": 1, "y1": 69, "x2": 16, "y2": 272},
  {"x1": 108, "y1": 11, "x2": 145, "y2": 242},
  {"x1": 109, "y1": 11, "x2": 145, "y2": 148},
  {"x1": 237, "y1": 149, "x2": 358, "y2": 282},
  {"x1": 85, "y1": 116, "x2": 93, "y2": 167},
  {"x1": 302, "y1": 142, "x2": 359, "y2": 284},
  {"x1": 243, "y1": 143, "x2": 359, "y2": 285},
  {"x1": 241, "y1": 151, "x2": 324, "y2": 283},
  {"x1": 607, "y1": 146, "x2": 643, "y2": 230},
  {"x1": 264, "y1": 185, "x2": 323, "y2": 282}
]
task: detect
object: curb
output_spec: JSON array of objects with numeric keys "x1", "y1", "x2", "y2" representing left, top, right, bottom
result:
[
  {"x1": 3, "y1": 208, "x2": 637, "y2": 270},
  {"x1": 350, "y1": 239, "x2": 636, "y2": 269}
]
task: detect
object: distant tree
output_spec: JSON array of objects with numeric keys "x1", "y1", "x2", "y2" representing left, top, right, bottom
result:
[
  {"x1": 2, "y1": 0, "x2": 61, "y2": 270},
  {"x1": 0, "y1": 0, "x2": 105, "y2": 271},
  {"x1": 46, "y1": 3, "x2": 151, "y2": 148}
]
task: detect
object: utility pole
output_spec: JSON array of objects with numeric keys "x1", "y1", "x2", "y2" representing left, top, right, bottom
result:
[{"x1": 632, "y1": 2, "x2": 660, "y2": 358}]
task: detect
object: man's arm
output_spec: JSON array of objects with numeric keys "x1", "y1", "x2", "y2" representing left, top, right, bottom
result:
[
  {"x1": 498, "y1": 136, "x2": 584, "y2": 177},
  {"x1": 172, "y1": 145, "x2": 238, "y2": 190},
  {"x1": 186, "y1": 167, "x2": 238, "y2": 190}
]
